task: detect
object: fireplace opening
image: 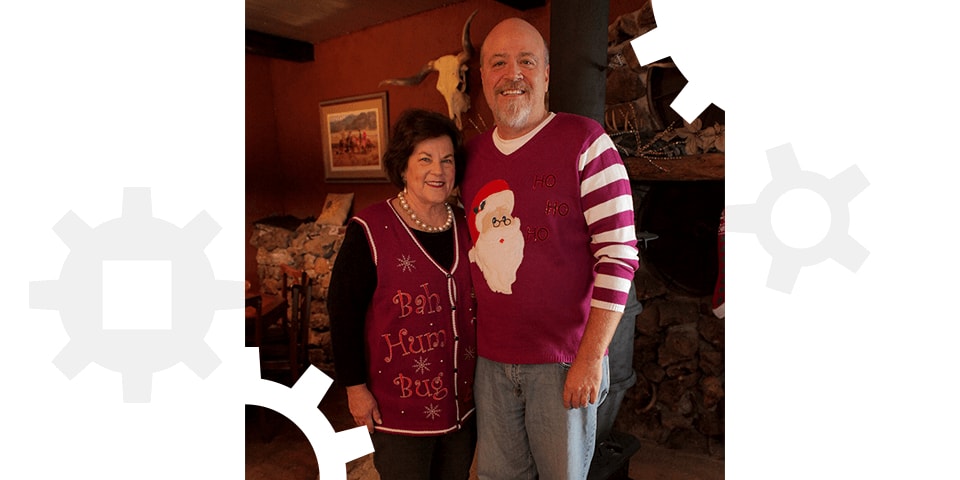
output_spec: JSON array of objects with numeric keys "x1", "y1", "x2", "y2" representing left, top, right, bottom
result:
[{"x1": 636, "y1": 180, "x2": 724, "y2": 296}]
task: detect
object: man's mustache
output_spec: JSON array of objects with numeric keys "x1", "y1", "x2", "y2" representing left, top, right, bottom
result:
[{"x1": 495, "y1": 80, "x2": 529, "y2": 94}]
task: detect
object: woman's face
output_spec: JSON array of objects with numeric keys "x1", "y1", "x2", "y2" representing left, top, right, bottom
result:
[{"x1": 403, "y1": 135, "x2": 456, "y2": 207}]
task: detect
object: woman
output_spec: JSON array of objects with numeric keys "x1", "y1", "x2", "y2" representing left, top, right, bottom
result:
[{"x1": 328, "y1": 109, "x2": 477, "y2": 480}]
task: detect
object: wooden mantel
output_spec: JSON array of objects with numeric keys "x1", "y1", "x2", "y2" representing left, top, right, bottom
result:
[{"x1": 623, "y1": 152, "x2": 724, "y2": 181}]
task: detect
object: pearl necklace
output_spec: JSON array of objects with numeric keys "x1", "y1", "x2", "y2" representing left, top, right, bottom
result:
[{"x1": 397, "y1": 190, "x2": 453, "y2": 233}]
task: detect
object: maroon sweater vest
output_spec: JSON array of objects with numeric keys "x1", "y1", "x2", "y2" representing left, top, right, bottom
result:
[{"x1": 354, "y1": 200, "x2": 476, "y2": 435}]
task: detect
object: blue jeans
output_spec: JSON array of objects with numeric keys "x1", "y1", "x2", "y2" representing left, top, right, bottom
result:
[{"x1": 475, "y1": 356, "x2": 610, "y2": 480}]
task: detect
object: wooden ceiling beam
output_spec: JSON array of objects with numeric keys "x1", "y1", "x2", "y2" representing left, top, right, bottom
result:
[
  {"x1": 246, "y1": 30, "x2": 314, "y2": 63},
  {"x1": 493, "y1": 0, "x2": 547, "y2": 10}
]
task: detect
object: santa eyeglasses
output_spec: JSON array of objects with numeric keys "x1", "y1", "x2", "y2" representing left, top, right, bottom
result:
[{"x1": 491, "y1": 215, "x2": 512, "y2": 227}]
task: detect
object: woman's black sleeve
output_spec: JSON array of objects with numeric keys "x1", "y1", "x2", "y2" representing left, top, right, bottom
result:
[{"x1": 327, "y1": 221, "x2": 377, "y2": 386}]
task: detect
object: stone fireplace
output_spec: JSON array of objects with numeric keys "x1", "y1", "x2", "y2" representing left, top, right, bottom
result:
[
  {"x1": 603, "y1": 4, "x2": 725, "y2": 457},
  {"x1": 249, "y1": 217, "x2": 346, "y2": 373},
  {"x1": 615, "y1": 181, "x2": 725, "y2": 457}
]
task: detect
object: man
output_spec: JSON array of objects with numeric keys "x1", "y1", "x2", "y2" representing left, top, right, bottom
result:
[{"x1": 460, "y1": 17, "x2": 640, "y2": 480}]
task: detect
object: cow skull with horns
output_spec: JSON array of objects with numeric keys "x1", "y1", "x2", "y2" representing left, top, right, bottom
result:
[{"x1": 379, "y1": 10, "x2": 478, "y2": 130}]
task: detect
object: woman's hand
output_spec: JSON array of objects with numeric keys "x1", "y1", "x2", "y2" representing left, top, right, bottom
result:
[{"x1": 346, "y1": 384, "x2": 382, "y2": 433}]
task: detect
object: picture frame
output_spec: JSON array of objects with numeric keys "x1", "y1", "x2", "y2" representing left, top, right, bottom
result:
[{"x1": 319, "y1": 92, "x2": 390, "y2": 182}]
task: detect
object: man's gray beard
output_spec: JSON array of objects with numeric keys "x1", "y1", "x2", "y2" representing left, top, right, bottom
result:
[{"x1": 494, "y1": 99, "x2": 532, "y2": 130}]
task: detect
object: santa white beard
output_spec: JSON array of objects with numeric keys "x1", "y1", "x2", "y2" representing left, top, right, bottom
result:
[{"x1": 468, "y1": 218, "x2": 524, "y2": 295}]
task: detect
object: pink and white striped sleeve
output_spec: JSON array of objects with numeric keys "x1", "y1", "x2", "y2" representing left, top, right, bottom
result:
[{"x1": 579, "y1": 132, "x2": 640, "y2": 312}]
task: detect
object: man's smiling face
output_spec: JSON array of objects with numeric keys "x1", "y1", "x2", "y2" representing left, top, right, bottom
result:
[{"x1": 480, "y1": 18, "x2": 550, "y2": 138}]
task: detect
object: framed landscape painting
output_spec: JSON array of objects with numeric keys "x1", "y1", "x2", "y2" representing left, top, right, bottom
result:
[{"x1": 319, "y1": 92, "x2": 389, "y2": 182}]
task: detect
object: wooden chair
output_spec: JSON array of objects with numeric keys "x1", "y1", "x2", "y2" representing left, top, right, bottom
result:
[
  {"x1": 246, "y1": 266, "x2": 313, "y2": 442},
  {"x1": 289, "y1": 267, "x2": 312, "y2": 377},
  {"x1": 245, "y1": 265, "x2": 311, "y2": 386}
]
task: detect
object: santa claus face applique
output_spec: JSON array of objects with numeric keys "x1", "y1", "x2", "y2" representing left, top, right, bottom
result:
[{"x1": 467, "y1": 179, "x2": 524, "y2": 294}]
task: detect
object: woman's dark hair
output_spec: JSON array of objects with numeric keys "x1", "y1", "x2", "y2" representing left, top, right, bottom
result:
[{"x1": 382, "y1": 109, "x2": 466, "y2": 190}]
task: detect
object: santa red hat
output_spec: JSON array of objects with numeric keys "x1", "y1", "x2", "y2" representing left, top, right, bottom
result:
[{"x1": 468, "y1": 179, "x2": 514, "y2": 241}]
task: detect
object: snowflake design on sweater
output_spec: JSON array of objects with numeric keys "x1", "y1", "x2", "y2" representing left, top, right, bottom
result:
[
  {"x1": 463, "y1": 346, "x2": 476, "y2": 360},
  {"x1": 413, "y1": 356, "x2": 431, "y2": 374},
  {"x1": 396, "y1": 254, "x2": 416, "y2": 272},
  {"x1": 424, "y1": 403, "x2": 441, "y2": 420}
]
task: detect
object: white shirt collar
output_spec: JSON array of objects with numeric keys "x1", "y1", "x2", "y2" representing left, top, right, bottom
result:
[{"x1": 493, "y1": 112, "x2": 556, "y2": 155}]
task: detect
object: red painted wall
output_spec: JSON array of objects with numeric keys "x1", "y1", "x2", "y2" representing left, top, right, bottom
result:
[{"x1": 246, "y1": 0, "x2": 644, "y2": 286}]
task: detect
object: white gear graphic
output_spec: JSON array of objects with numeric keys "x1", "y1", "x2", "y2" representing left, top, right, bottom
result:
[
  {"x1": 245, "y1": 348, "x2": 374, "y2": 480},
  {"x1": 629, "y1": 0, "x2": 729, "y2": 122},
  {"x1": 29, "y1": 187, "x2": 241, "y2": 402},
  {"x1": 726, "y1": 143, "x2": 870, "y2": 293}
]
